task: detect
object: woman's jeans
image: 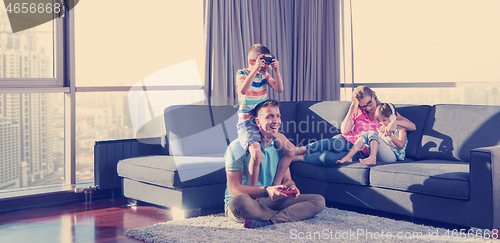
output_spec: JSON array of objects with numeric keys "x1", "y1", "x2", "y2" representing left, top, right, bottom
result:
[{"x1": 303, "y1": 134, "x2": 365, "y2": 165}]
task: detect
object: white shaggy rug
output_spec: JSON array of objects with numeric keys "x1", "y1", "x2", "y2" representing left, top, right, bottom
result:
[{"x1": 125, "y1": 207, "x2": 496, "y2": 242}]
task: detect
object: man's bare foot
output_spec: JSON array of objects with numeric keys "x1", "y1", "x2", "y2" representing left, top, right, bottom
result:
[
  {"x1": 292, "y1": 154, "x2": 305, "y2": 162},
  {"x1": 360, "y1": 156, "x2": 377, "y2": 165},
  {"x1": 336, "y1": 156, "x2": 352, "y2": 164}
]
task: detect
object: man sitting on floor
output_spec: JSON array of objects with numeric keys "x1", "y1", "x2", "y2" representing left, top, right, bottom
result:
[{"x1": 224, "y1": 99, "x2": 325, "y2": 228}]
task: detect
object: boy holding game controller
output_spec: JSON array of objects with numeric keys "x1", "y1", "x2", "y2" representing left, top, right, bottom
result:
[{"x1": 235, "y1": 44, "x2": 295, "y2": 188}]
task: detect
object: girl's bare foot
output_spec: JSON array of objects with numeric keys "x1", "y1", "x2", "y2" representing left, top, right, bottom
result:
[
  {"x1": 336, "y1": 156, "x2": 352, "y2": 164},
  {"x1": 360, "y1": 156, "x2": 377, "y2": 165}
]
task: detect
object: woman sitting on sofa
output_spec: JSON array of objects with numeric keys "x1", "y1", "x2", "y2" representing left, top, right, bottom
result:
[{"x1": 294, "y1": 85, "x2": 416, "y2": 165}]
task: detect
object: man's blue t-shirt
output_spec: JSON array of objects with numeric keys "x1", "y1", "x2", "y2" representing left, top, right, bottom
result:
[{"x1": 224, "y1": 139, "x2": 284, "y2": 209}]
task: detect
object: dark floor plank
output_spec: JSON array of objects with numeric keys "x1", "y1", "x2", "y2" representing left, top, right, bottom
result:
[{"x1": 0, "y1": 198, "x2": 171, "y2": 243}]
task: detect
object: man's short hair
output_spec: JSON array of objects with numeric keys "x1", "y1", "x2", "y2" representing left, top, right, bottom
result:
[{"x1": 254, "y1": 99, "x2": 280, "y2": 117}]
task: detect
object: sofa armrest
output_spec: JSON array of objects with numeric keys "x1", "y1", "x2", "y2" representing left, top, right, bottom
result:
[
  {"x1": 470, "y1": 145, "x2": 500, "y2": 229},
  {"x1": 94, "y1": 137, "x2": 167, "y2": 190}
]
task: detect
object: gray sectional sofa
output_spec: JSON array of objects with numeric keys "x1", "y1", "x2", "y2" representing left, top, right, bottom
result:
[{"x1": 111, "y1": 101, "x2": 500, "y2": 230}]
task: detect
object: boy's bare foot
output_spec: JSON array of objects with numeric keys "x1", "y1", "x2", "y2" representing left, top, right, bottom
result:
[
  {"x1": 295, "y1": 146, "x2": 307, "y2": 155},
  {"x1": 292, "y1": 154, "x2": 305, "y2": 162},
  {"x1": 336, "y1": 156, "x2": 352, "y2": 164},
  {"x1": 360, "y1": 157, "x2": 377, "y2": 165}
]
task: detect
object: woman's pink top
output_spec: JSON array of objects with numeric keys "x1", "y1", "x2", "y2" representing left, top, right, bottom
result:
[{"x1": 342, "y1": 108, "x2": 381, "y2": 154}]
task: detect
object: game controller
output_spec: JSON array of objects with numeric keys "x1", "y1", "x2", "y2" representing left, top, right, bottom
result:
[
  {"x1": 279, "y1": 187, "x2": 298, "y2": 196},
  {"x1": 260, "y1": 54, "x2": 275, "y2": 65}
]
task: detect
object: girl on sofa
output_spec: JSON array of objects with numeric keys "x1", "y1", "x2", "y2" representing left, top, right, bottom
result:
[
  {"x1": 293, "y1": 86, "x2": 415, "y2": 165},
  {"x1": 335, "y1": 103, "x2": 408, "y2": 165}
]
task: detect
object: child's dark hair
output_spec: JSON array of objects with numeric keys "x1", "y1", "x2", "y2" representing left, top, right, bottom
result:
[
  {"x1": 248, "y1": 44, "x2": 271, "y2": 59},
  {"x1": 375, "y1": 103, "x2": 396, "y2": 121},
  {"x1": 254, "y1": 99, "x2": 280, "y2": 116}
]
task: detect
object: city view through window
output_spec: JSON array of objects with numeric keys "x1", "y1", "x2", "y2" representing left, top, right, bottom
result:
[
  {"x1": 1, "y1": 90, "x2": 137, "y2": 190},
  {"x1": 1, "y1": 0, "x2": 206, "y2": 191},
  {"x1": 0, "y1": 9, "x2": 62, "y2": 189}
]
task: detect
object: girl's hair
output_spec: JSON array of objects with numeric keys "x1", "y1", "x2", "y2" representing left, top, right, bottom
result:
[
  {"x1": 353, "y1": 85, "x2": 381, "y2": 106},
  {"x1": 375, "y1": 103, "x2": 396, "y2": 121}
]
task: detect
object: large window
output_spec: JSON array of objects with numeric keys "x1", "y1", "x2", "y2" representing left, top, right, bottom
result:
[
  {"x1": 341, "y1": 0, "x2": 500, "y2": 105},
  {"x1": 0, "y1": 0, "x2": 205, "y2": 193},
  {"x1": 73, "y1": 0, "x2": 205, "y2": 183},
  {"x1": 0, "y1": 2, "x2": 66, "y2": 191}
]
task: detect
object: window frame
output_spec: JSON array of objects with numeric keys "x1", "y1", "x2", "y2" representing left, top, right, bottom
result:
[
  {"x1": 0, "y1": 17, "x2": 65, "y2": 88},
  {"x1": 0, "y1": 3, "x2": 75, "y2": 194}
]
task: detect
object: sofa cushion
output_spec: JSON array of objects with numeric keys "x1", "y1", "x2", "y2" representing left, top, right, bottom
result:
[
  {"x1": 369, "y1": 160, "x2": 469, "y2": 200},
  {"x1": 395, "y1": 105, "x2": 432, "y2": 159},
  {"x1": 294, "y1": 101, "x2": 351, "y2": 147},
  {"x1": 417, "y1": 104, "x2": 500, "y2": 162},
  {"x1": 291, "y1": 161, "x2": 370, "y2": 186},
  {"x1": 117, "y1": 155, "x2": 226, "y2": 188},
  {"x1": 164, "y1": 105, "x2": 229, "y2": 156}
]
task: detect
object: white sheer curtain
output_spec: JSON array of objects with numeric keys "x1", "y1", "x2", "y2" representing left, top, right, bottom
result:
[{"x1": 204, "y1": 0, "x2": 339, "y2": 102}]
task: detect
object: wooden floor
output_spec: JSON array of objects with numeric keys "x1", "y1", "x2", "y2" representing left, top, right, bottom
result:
[
  {"x1": 0, "y1": 198, "x2": 172, "y2": 243},
  {"x1": 2, "y1": 198, "x2": 498, "y2": 242}
]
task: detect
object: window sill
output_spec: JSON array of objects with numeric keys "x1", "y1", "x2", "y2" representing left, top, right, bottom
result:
[
  {"x1": 0, "y1": 182, "x2": 93, "y2": 200},
  {"x1": 0, "y1": 182, "x2": 119, "y2": 214}
]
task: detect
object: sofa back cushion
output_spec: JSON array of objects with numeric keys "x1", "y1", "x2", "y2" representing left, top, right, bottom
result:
[
  {"x1": 164, "y1": 102, "x2": 295, "y2": 156},
  {"x1": 291, "y1": 102, "x2": 429, "y2": 159},
  {"x1": 164, "y1": 104, "x2": 233, "y2": 156},
  {"x1": 417, "y1": 104, "x2": 500, "y2": 162},
  {"x1": 210, "y1": 104, "x2": 239, "y2": 143},
  {"x1": 293, "y1": 101, "x2": 351, "y2": 147},
  {"x1": 278, "y1": 101, "x2": 298, "y2": 141},
  {"x1": 395, "y1": 105, "x2": 432, "y2": 159}
]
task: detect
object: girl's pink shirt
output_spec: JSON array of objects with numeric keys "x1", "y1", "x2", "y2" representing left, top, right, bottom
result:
[{"x1": 342, "y1": 108, "x2": 382, "y2": 154}]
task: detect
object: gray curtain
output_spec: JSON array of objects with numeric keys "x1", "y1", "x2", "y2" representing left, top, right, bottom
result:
[{"x1": 204, "y1": 0, "x2": 339, "y2": 103}]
